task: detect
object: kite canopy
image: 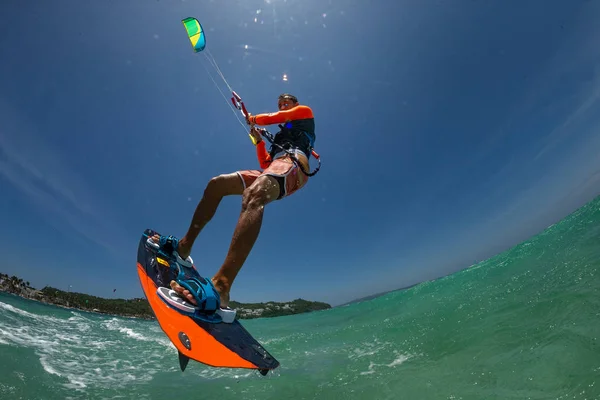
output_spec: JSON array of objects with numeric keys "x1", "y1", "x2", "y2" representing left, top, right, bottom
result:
[{"x1": 181, "y1": 17, "x2": 206, "y2": 52}]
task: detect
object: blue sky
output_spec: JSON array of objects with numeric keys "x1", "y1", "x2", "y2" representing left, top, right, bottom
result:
[{"x1": 1, "y1": 0, "x2": 600, "y2": 306}]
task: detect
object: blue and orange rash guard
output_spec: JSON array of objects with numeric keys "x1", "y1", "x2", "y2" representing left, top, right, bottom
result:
[{"x1": 249, "y1": 105, "x2": 316, "y2": 169}]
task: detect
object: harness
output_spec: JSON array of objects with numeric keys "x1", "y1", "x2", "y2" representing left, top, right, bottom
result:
[
  {"x1": 258, "y1": 126, "x2": 321, "y2": 177},
  {"x1": 231, "y1": 90, "x2": 322, "y2": 177}
]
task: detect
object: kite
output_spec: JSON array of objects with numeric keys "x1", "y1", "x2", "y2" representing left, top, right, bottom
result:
[{"x1": 181, "y1": 17, "x2": 206, "y2": 53}]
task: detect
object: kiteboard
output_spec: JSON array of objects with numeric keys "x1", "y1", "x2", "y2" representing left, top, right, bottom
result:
[{"x1": 136, "y1": 228, "x2": 280, "y2": 375}]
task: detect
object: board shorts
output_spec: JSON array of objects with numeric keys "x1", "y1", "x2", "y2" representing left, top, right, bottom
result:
[{"x1": 236, "y1": 153, "x2": 309, "y2": 200}]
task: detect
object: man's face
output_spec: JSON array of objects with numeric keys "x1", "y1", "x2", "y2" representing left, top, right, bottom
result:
[{"x1": 278, "y1": 97, "x2": 296, "y2": 111}]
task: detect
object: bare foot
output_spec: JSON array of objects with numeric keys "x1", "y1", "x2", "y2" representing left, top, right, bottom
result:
[
  {"x1": 211, "y1": 278, "x2": 231, "y2": 309},
  {"x1": 149, "y1": 234, "x2": 191, "y2": 260},
  {"x1": 149, "y1": 234, "x2": 160, "y2": 243},
  {"x1": 170, "y1": 280, "x2": 198, "y2": 305},
  {"x1": 170, "y1": 279, "x2": 230, "y2": 309}
]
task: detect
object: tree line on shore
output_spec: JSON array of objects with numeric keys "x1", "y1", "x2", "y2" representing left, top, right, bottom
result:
[{"x1": 0, "y1": 272, "x2": 331, "y2": 320}]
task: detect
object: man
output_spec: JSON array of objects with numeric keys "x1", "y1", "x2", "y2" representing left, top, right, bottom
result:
[{"x1": 149, "y1": 93, "x2": 315, "y2": 312}]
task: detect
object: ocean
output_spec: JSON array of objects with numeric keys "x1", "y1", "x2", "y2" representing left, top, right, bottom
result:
[{"x1": 1, "y1": 196, "x2": 599, "y2": 400}]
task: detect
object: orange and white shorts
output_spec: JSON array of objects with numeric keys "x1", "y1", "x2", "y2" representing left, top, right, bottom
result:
[{"x1": 236, "y1": 154, "x2": 309, "y2": 200}]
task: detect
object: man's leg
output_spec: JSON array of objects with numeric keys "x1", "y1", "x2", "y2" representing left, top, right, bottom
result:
[
  {"x1": 171, "y1": 157, "x2": 305, "y2": 308},
  {"x1": 169, "y1": 173, "x2": 279, "y2": 308},
  {"x1": 211, "y1": 175, "x2": 281, "y2": 307},
  {"x1": 149, "y1": 172, "x2": 244, "y2": 257},
  {"x1": 176, "y1": 173, "x2": 247, "y2": 259}
]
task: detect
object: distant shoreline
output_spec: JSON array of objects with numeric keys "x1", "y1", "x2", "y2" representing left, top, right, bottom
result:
[
  {"x1": 0, "y1": 289, "x2": 150, "y2": 320},
  {"x1": 0, "y1": 280, "x2": 153, "y2": 320},
  {"x1": 0, "y1": 273, "x2": 331, "y2": 320}
]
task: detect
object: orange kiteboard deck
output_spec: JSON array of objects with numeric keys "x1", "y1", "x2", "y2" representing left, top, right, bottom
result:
[{"x1": 136, "y1": 229, "x2": 279, "y2": 375}]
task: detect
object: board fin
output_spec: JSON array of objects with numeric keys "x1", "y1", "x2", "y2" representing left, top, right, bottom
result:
[{"x1": 178, "y1": 351, "x2": 190, "y2": 372}]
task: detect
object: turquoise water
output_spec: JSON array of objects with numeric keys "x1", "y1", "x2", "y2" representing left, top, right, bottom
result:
[{"x1": 1, "y1": 197, "x2": 600, "y2": 399}]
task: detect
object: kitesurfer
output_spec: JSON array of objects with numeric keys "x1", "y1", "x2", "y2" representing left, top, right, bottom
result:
[{"x1": 149, "y1": 93, "x2": 316, "y2": 311}]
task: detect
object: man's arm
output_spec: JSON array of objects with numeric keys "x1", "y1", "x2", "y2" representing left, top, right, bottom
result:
[
  {"x1": 248, "y1": 105, "x2": 314, "y2": 126},
  {"x1": 255, "y1": 140, "x2": 271, "y2": 169}
]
